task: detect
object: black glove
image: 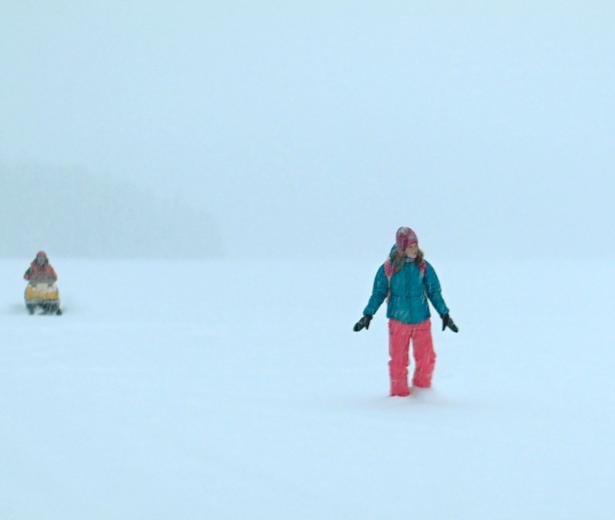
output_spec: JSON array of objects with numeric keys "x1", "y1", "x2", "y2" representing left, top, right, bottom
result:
[
  {"x1": 441, "y1": 313, "x2": 459, "y2": 333},
  {"x1": 353, "y1": 315, "x2": 372, "y2": 332}
]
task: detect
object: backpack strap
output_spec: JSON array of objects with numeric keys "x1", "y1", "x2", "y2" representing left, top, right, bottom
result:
[
  {"x1": 384, "y1": 259, "x2": 394, "y2": 280},
  {"x1": 384, "y1": 259, "x2": 393, "y2": 302},
  {"x1": 419, "y1": 261, "x2": 426, "y2": 279}
]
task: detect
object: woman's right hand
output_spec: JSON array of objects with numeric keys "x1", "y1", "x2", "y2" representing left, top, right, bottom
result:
[{"x1": 353, "y1": 315, "x2": 372, "y2": 332}]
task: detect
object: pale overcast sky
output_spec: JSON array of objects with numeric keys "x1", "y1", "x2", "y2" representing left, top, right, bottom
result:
[{"x1": 2, "y1": 1, "x2": 613, "y2": 258}]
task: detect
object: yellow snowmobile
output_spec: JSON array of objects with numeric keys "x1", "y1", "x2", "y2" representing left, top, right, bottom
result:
[{"x1": 25, "y1": 283, "x2": 62, "y2": 315}]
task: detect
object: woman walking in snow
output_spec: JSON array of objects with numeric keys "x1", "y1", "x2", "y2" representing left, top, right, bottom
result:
[{"x1": 353, "y1": 227, "x2": 458, "y2": 397}]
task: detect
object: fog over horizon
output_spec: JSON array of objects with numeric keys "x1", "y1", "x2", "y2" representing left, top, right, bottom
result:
[
  {"x1": 2, "y1": 2, "x2": 614, "y2": 260},
  {"x1": 0, "y1": 164, "x2": 222, "y2": 258}
]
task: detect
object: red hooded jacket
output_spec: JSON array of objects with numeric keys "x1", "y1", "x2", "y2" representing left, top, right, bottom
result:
[{"x1": 24, "y1": 251, "x2": 58, "y2": 284}]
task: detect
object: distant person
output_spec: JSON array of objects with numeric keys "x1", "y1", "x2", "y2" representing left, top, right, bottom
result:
[
  {"x1": 24, "y1": 251, "x2": 58, "y2": 285},
  {"x1": 353, "y1": 227, "x2": 458, "y2": 397}
]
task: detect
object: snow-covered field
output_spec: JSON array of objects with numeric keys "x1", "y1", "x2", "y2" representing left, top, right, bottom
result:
[{"x1": 1, "y1": 258, "x2": 614, "y2": 519}]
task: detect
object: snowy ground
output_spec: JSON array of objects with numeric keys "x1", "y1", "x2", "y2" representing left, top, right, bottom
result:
[{"x1": 1, "y1": 257, "x2": 614, "y2": 519}]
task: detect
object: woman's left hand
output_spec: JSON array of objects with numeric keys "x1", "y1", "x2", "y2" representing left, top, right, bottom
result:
[{"x1": 441, "y1": 313, "x2": 459, "y2": 333}]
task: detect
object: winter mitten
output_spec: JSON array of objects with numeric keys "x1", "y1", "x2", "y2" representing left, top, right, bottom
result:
[
  {"x1": 441, "y1": 313, "x2": 459, "y2": 333},
  {"x1": 353, "y1": 315, "x2": 373, "y2": 332}
]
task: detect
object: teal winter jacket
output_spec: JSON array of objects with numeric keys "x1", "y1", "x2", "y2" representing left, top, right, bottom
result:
[{"x1": 363, "y1": 257, "x2": 449, "y2": 324}]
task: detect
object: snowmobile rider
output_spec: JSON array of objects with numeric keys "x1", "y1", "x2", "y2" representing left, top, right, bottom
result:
[
  {"x1": 24, "y1": 251, "x2": 58, "y2": 285},
  {"x1": 353, "y1": 227, "x2": 458, "y2": 397}
]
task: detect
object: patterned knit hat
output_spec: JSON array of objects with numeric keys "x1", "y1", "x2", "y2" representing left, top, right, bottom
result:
[{"x1": 395, "y1": 227, "x2": 418, "y2": 251}]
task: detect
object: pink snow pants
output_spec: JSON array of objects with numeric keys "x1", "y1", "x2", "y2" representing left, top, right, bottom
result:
[{"x1": 388, "y1": 319, "x2": 436, "y2": 396}]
